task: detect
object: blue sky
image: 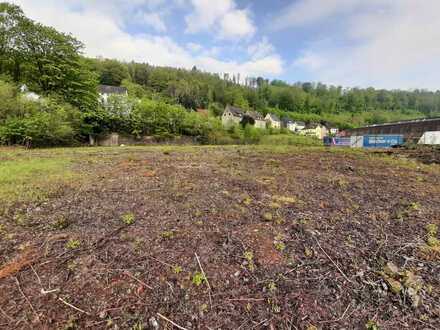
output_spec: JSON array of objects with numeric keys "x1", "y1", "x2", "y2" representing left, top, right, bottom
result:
[{"x1": 12, "y1": 0, "x2": 440, "y2": 90}]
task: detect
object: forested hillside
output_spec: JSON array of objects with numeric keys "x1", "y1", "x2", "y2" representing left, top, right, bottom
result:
[{"x1": 1, "y1": 2, "x2": 439, "y2": 147}]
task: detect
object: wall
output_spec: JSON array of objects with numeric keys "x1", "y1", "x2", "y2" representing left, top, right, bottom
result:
[{"x1": 348, "y1": 118, "x2": 440, "y2": 142}]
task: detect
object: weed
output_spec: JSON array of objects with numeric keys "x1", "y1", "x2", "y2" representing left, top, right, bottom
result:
[
  {"x1": 267, "y1": 281, "x2": 277, "y2": 293},
  {"x1": 263, "y1": 212, "x2": 273, "y2": 222},
  {"x1": 173, "y1": 265, "x2": 183, "y2": 274},
  {"x1": 304, "y1": 247, "x2": 313, "y2": 258},
  {"x1": 65, "y1": 239, "x2": 80, "y2": 250},
  {"x1": 426, "y1": 224, "x2": 438, "y2": 237},
  {"x1": 427, "y1": 236, "x2": 439, "y2": 247},
  {"x1": 243, "y1": 251, "x2": 255, "y2": 271},
  {"x1": 161, "y1": 231, "x2": 175, "y2": 239},
  {"x1": 272, "y1": 195, "x2": 296, "y2": 204},
  {"x1": 365, "y1": 320, "x2": 379, "y2": 330},
  {"x1": 121, "y1": 213, "x2": 136, "y2": 225},
  {"x1": 192, "y1": 272, "x2": 205, "y2": 286},
  {"x1": 274, "y1": 241, "x2": 286, "y2": 252},
  {"x1": 52, "y1": 216, "x2": 69, "y2": 230}
]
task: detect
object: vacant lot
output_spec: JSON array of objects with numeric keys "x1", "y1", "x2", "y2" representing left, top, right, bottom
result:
[{"x1": 0, "y1": 146, "x2": 439, "y2": 329}]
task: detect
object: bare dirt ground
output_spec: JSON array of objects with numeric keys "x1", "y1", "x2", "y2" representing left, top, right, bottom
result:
[{"x1": 0, "y1": 146, "x2": 439, "y2": 329}]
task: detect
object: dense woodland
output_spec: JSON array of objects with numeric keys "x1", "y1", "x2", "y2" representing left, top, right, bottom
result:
[{"x1": 1, "y1": 2, "x2": 439, "y2": 146}]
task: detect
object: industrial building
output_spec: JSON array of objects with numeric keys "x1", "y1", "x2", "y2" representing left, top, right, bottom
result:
[{"x1": 348, "y1": 117, "x2": 440, "y2": 142}]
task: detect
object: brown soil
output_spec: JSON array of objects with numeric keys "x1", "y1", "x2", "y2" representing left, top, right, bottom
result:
[{"x1": 0, "y1": 147, "x2": 439, "y2": 329}]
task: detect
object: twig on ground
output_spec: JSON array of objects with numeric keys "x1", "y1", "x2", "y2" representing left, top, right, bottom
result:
[
  {"x1": 227, "y1": 298, "x2": 265, "y2": 302},
  {"x1": 15, "y1": 277, "x2": 39, "y2": 321},
  {"x1": 156, "y1": 313, "x2": 188, "y2": 330},
  {"x1": 122, "y1": 271, "x2": 153, "y2": 290},
  {"x1": 195, "y1": 253, "x2": 213, "y2": 309},
  {"x1": 30, "y1": 265, "x2": 60, "y2": 294},
  {"x1": 147, "y1": 255, "x2": 175, "y2": 268},
  {"x1": 58, "y1": 297, "x2": 90, "y2": 315},
  {"x1": 315, "y1": 238, "x2": 354, "y2": 284},
  {"x1": 412, "y1": 317, "x2": 436, "y2": 329}
]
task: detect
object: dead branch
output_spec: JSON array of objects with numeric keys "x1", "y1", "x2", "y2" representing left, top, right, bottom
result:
[
  {"x1": 58, "y1": 297, "x2": 90, "y2": 315},
  {"x1": 15, "y1": 277, "x2": 39, "y2": 321},
  {"x1": 195, "y1": 253, "x2": 213, "y2": 309},
  {"x1": 123, "y1": 271, "x2": 153, "y2": 290},
  {"x1": 156, "y1": 313, "x2": 189, "y2": 330},
  {"x1": 315, "y1": 238, "x2": 354, "y2": 284}
]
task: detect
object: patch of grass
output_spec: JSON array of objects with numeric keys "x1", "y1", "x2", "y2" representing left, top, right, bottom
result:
[
  {"x1": 243, "y1": 251, "x2": 255, "y2": 271},
  {"x1": 192, "y1": 272, "x2": 206, "y2": 286},
  {"x1": 161, "y1": 231, "x2": 175, "y2": 239},
  {"x1": 121, "y1": 213, "x2": 136, "y2": 225},
  {"x1": 0, "y1": 155, "x2": 75, "y2": 212},
  {"x1": 65, "y1": 239, "x2": 81, "y2": 250}
]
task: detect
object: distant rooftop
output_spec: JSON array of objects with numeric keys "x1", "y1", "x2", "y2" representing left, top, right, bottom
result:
[
  {"x1": 98, "y1": 85, "x2": 128, "y2": 95},
  {"x1": 361, "y1": 117, "x2": 440, "y2": 128}
]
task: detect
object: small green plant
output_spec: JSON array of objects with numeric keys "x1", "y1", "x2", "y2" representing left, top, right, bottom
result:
[
  {"x1": 263, "y1": 212, "x2": 273, "y2": 222},
  {"x1": 274, "y1": 241, "x2": 286, "y2": 252},
  {"x1": 52, "y1": 216, "x2": 69, "y2": 230},
  {"x1": 365, "y1": 320, "x2": 379, "y2": 330},
  {"x1": 65, "y1": 239, "x2": 81, "y2": 250},
  {"x1": 243, "y1": 251, "x2": 255, "y2": 271},
  {"x1": 121, "y1": 213, "x2": 135, "y2": 225},
  {"x1": 274, "y1": 234, "x2": 286, "y2": 252},
  {"x1": 192, "y1": 272, "x2": 205, "y2": 286},
  {"x1": 426, "y1": 224, "x2": 438, "y2": 237},
  {"x1": 427, "y1": 236, "x2": 439, "y2": 247},
  {"x1": 173, "y1": 265, "x2": 183, "y2": 274},
  {"x1": 161, "y1": 231, "x2": 175, "y2": 239},
  {"x1": 267, "y1": 281, "x2": 277, "y2": 293}
]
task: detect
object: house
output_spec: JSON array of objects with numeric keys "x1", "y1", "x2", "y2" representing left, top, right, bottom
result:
[
  {"x1": 293, "y1": 121, "x2": 306, "y2": 132},
  {"x1": 248, "y1": 111, "x2": 266, "y2": 129},
  {"x1": 98, "y1": 85, "x2": 128, "y2": 104},
  {"x1": 282, "y1": 119, "x2": 305, "y2": 132},
  {"x1": 222, "y1": 105, "x2": 245, "y2": 127},
  {"x1": 300, "y1": 123, "x2": 328, "y2": 139},
  {"x1": 265, "y1": 113, "x2": 281, "y2": 129},
  {"x1": 329, "y1": 127, "x2": 339, "y2": 136}
]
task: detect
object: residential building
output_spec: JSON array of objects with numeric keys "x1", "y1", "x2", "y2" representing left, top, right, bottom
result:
[
  {"x1": 98, "y1": 85, "x2": 128, "y2": 104},
  {"x1": 265, "y1": 113, "x2": 281, "y2": 129},
  {"x1": 293, "y1": 121, "x2": 306, "y2": 132},
  {"x1": 248, "y1": 111, "x2": 266, "y2": 129},
  {"x1": 222, "y1": 105, "x2": 245, "y2": 127},
  {"x1": 300, "y1": 123, "x2": 328, "y2": 139}
]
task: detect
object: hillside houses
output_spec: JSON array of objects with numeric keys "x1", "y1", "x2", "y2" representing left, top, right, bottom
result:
[
  {"x1": 265, "y1": 113, "x2": 281, "y2": 129},
  {"x1": 221, "y1": 105, "x2": 332, "y2": 139}
]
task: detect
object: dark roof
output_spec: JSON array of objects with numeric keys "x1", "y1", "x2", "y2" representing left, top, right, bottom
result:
[
  {"x1": 305, "y1": 123, "x2": 320, "y2": 129},
  {"x1": 98, "y1": 85, "x2": 128, "y2": 95},
  {"x1": 282, "y1": 118, "x2": 293, "y2": 125},
  {"x1": 225, "y1": 105, "x2": 245, "y2": 117},
  {"x1": 267, "y1": 113, "x2": 280, "y2": 122},
  {"x1": 247, "y1": 111, "x2": 264, "y2": 120},
  {"x1": 295, "y1": 121, "x2": 306, "y2": 126}
]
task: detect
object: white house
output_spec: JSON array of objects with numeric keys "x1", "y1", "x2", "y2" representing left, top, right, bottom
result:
[
  {"x1": 222, "y1": 105, "x2": 245, "y2": 127},
  {"x1": 300, "y1": 123, "x2": 328, "y2": 139},
  {"x1": 293, "y1": 121, "x2": 306, "y2": 132},
  {"x1": 248, "y1": 111, "x2": 266, "y2": 129},
  {"x1": 98, "y1": 85, "x2": 128, "y2": 104},
  {"x1": 265, "y1": 113, "x2": 281, "y2": 129}
]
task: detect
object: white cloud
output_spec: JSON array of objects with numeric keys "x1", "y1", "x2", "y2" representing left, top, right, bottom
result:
[
  {"x1": 248, "y1": 37, "x2": 275, "y2": 59},
  {"x1": 286, "y1": 0, "x2": 440, "y2": 89},
  {"x1": 136, "y1": 12, "x2": 167, "y2": 32},
  {"x1": 11, "y1": 0, "x2": 282, "y2": 79},
  {"x1": 185, "y1": 0, "x2": 255, "y2": 39}
]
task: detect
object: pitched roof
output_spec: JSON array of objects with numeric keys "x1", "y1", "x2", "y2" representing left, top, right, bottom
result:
[
  {"x1": 247, "y1": 111, "x2": 264, "y2": 120},
  {"x1": 305, "y1": 123, "x2": 319, "y2": 129},
  {"x1": 225, "y1": 105, "x2": 245, "y2": 117},
  {"x1": 98, "y1": 85, "x2": 128, "y2": 95},
  {"x1": 266, "y1": 113, "x2": 280, "y2": 122},
  {"x1": 295, "y1": 121, "x2": 306, "y2": 126}
]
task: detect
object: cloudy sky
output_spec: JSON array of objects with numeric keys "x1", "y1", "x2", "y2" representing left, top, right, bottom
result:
[{"x1": 11, "y1": 0, "x2": 440, "y2": 90}]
